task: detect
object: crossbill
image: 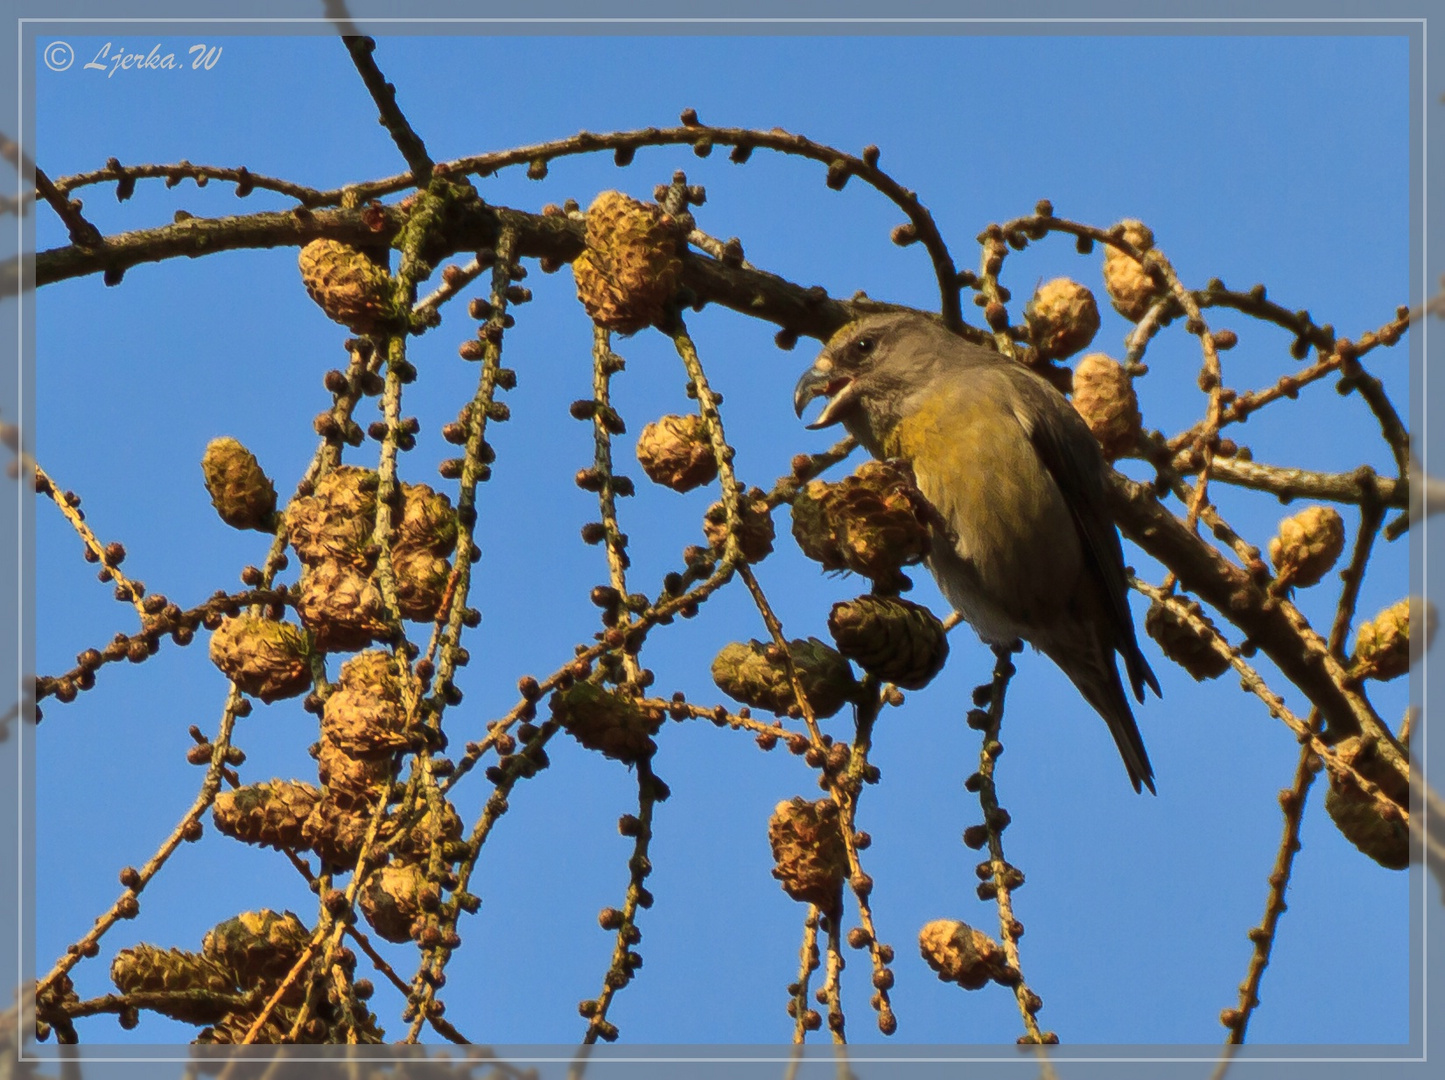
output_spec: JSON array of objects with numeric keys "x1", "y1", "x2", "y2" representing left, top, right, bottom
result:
[{"x1": 793, "y1": 312, "x2": 1161, "y2": 792}]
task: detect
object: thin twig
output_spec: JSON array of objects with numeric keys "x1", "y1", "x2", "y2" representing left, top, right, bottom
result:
[
  {"x1": 338, "y1": 36, "x2": 434, "y2": 185},
  {"x1": 972, "y1": 646, "x2": 1051, "y2": 1046},
  {"x1": 34, "y1": 164, "x2": 101, "y2": 246}
]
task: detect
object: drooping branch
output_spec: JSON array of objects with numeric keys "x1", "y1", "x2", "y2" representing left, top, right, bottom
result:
[{"x1": 1108, "y1": 471, "x2": 1401, "y2": 772}]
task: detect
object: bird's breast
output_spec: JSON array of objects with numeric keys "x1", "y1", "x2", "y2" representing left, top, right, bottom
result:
[{"x1": 888, "y1": 392, "x2": 1084, "y2": 640}]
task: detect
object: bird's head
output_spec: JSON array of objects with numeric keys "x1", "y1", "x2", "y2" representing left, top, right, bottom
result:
[{"x1": 792, "y1": 312, "x2": 960, "y2": 442}]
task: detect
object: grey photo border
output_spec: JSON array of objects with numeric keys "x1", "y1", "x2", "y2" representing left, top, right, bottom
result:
[{"x1": 4, "y1": 2, "x2": 1439, "y2": 1076}]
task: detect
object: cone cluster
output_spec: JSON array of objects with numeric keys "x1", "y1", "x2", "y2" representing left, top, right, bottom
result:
[
  {"x1": 285, "y1": 466, "x2": 457, "y2": 652},
  {"x1": 358, "y1": 796, "x2": 464, "y2": 944},
  {"x1": 211, "y1": 657, "x2": 464, "y2": 938},
  {"x1": 572, "y1": 191, "x2": 683, "y2": 332},
  {"x1": 222, "y1": 781, "x2": 459, "y2": 887},
  {"x1": 293, "y1": 651, "x2": 403, "y2": 867},
  {"x1": 112, "y1": 909, "x2": 383, "y2": 1042},
  {"x1": 202, "y1": 910, "x2": 381, "y2": 1043}
]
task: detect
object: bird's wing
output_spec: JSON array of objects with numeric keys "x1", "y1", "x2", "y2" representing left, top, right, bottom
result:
[
  {"x1": 1004, "y1": 371, "x2": 1145, "y2": 661},
  {"x1": 1016, "y1": 377, "x2": 1161, "y2": 701}
]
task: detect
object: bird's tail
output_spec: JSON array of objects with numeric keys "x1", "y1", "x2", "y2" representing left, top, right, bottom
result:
[
  {"x1": 1042, "y1": 638, "x2": 1156, "y2": 795},
  {"x1": 1121, "y1": 632, "x2": 1162, "y2": 703}
]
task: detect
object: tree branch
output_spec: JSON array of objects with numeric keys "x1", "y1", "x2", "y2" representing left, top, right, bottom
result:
[
  {"x1": 1108, "y1": 470, "x2": 1401, "y2": 776},
  {"x1": 339, "y1": 35, "x2": 434, "y2": 186},
  {"x1": 28, "y1": 201, "x2": 902, "y2": 344}
]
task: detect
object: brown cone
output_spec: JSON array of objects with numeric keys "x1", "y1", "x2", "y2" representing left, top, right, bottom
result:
[
  {"x1": 768, "y1": 797, "x2": 848, "y2": 913},
  {"x1": 918, "y1": 919, "x2": 1014, "y2": 990},
  {"x1": 703, "y1": 489, "x2": 775, "y2": 563},
  {"x1": 110, "y1": 945, "x2": 238, "y2": 1023},
  {"x1": 828, "y1": 595, "x2": 949, "y2": 690},
  {"x1": 301, "y1": 795, "x2": 384, "y2": 869},
  {"x1": 1025, "y1": 278, "x2": 1101, "y2": 361},
  {"x1": 201, "y1": 437, "x2": 277, "y2": 531},
  {"x1": 321, "y1": 651, "x2": 412, "y2": 757},
  {"x1": 298, "y1": 239, "x2": 394, "y2": 333},
  {"x1": 1351, "y1": 597, "x2": 1437, "y2": 682},
  {"x1": 396, "y1": 483, "x2": 458, "y2": 555},
  {"x1": 1268, "y1": 506, "x2": 1345, "y2": 590},
  {"x1": 1101, "y1": 219, "x2": 1161, "y2": 322},
  {"x1": 393, "y1": 547, "x2": 450, "y2": 622},
  {"x1": 549, "y1": 682, "x2": 664, "y2": 763},
  {"x1": 1071, "y1": 354, "x2": 1142, "y2": 461},
  {"x1": 791, "y1": 460, "x2": 932, "y2": 581},
  {"x1": 212, "y1": 779, "x2": 322, "y2": 850},
  {"x1": 208, "y1": 615, "x2": 313, "y2": 703},
  {"x1": 195, "y1": 1008, "x2": 298, "y2": 1045},
  {"x1": 388, "y1": 798, "x2": 465, "y2": 862},
  {"x1": 636, "y1": 413, "x2": 718, "y2": 492},
  {"x1": 1144, "y1": 597, "x2": 1231, "y2": 681},
  {"x1": 294, "y1": 560, "x2": 390, "y2": 654},
  {"x1": 359, "y1": 862, "x2": 428, "y2": 944},
  {"x1": 1323, "y1": 735, "x2": 1410, "y2": 870},
  {"x1": 711, "y1": 637, "x2": 856, "y2": 718},
  {"x1": 202, "y1": 910, "x2": 311, "y2": 989},
  {"x1": 572, "y1": 191, "x2": 683, "y2": 332},
  {"x1": 285, "y1": 466, "x2": 379, "y2": 566}
]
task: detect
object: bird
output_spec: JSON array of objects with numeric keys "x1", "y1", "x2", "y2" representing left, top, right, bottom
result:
[{"x1": 792, "y1": 311, "x2": 1162, "y2": 793}]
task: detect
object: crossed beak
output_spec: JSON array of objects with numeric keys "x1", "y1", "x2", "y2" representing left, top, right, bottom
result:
[{"x1": 792, "y1": 363, "x2": 857, "y2": 430}]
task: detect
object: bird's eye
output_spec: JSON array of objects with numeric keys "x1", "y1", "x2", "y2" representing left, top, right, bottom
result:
[{"x1": 854, "y1": 337, "x2": 874, "y2": 356}]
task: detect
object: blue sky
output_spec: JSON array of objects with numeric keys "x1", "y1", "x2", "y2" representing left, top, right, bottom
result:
[{"x1": 25, "y1": 27, "x2": 1420, "y2": 1050}]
